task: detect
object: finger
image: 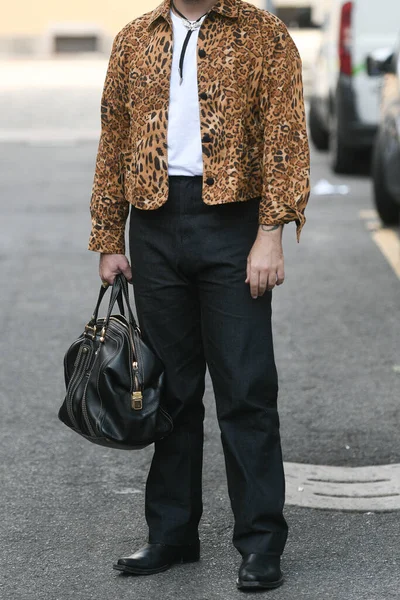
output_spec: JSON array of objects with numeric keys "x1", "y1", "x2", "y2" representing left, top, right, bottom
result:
[
  {"x1": 121, "y1": 262, "x2": 133, "y2": 282},
  {"x1": 276, "y1": 265, "x2": 285, "y2": 286},
  {"x1": 99, "y1": 268, "x2": 116, "y2": 286},
  {"x1": 250, "y1": 270, "x2": 259, "y2": 299},
  {"x1": 258, "y1": 270, "x2": 268, "y2": 296},
  {"x1": 245, "y1": 259, "x2": 250, "y2": 283},
  {"x1": 267, "y1": 270, "x2": 277, "y2": 291},
  {"x1": 104, "y1": 274, "x2": 117, "y2": 285}
]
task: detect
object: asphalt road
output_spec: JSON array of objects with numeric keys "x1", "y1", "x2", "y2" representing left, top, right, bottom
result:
[{"x1": 1, "y1": 112, "x2": 400, "y2": 598}]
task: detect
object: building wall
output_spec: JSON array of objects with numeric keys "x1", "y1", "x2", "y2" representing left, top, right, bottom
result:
[
  {"x1": 0, "y1": 0, "x2": 273, "y2": 37},
  {"x1": 0, "y1": 1, "x2": 152, "y2": 37},
  {"x1": 0, "y1": 0, "x2": 328, "y2": 56}
]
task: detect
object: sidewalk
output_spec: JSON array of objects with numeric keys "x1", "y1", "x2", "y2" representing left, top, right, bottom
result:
[{"x1": 0, "y1": 58, "x2": 106, "y2": 141}]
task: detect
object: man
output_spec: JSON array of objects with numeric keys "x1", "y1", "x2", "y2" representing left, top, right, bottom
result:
[{"x1": 89, "y1": 0, "x2": 310, "y2": 590}]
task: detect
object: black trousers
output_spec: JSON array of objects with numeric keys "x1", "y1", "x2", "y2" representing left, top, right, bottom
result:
[{"x1": 129, "y1": 176, "x2": 288, "y2": 556}]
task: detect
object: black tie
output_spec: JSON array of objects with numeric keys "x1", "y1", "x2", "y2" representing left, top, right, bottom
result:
[{"x1": 171, "y1": 0, "x2": 209, "y2": 83}]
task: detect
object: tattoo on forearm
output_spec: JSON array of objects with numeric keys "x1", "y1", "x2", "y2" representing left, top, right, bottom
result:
[{"x1": 260, "y1": 225, "x2": 281, "y2": 232}]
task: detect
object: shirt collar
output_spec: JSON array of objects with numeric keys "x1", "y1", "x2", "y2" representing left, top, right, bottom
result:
[{"x1": 147, "y1": 0, "x2": 240, "y2": 29}]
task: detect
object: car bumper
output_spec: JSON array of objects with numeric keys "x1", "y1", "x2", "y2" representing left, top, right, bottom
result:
[{"x1": 336, "y1": 75, "x2": 377, "y2": 149}]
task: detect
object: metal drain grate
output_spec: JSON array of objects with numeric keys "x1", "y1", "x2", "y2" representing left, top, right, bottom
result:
[{"x1": 284, "y1": 463, "x2": 400, "y2": 511}]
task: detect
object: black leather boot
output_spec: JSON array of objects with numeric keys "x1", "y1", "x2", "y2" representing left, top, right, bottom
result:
[
  {"x1": 237, "y1": 554, "x2": 283, "y2": 590},
  {"x1": 113, "y1": 542, "x2": 200, "y2": 575}
]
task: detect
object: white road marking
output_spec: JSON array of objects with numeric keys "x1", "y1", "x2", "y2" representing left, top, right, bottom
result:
[
  {"x1": 365, "y1": 220, "x2": 381, "y2": 232},
  {"x1": 359, "y1": 209, "x2": 379, "y2": 220},
  {"x1": 360, "y1": 210, "x2": 400, "y2": 279},
  {"x1": 112, "y1": 488, "x2": 142, "y2": 495},
  {"x1": 285, "y1": 463, "x2": 400, "y2": 511}
]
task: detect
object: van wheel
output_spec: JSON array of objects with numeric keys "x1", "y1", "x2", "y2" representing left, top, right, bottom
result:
[
  {"x1": 309, "y1": 99, "x2": 329, "y2": 151},
  {"x1": 329, "y1": 113, "x2": 357, "y2": 174},
  {"x1": 372, "y1": 136, "x2": 400, "y2": 226}
]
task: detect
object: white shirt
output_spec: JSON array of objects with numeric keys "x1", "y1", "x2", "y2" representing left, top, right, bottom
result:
[{"x1": 167, "y1": 10, "x2": 205, "y2": 176}]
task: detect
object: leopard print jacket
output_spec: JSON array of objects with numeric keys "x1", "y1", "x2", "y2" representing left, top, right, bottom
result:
[{"x1": 89, "y1": 0, "x2": 310, "y2": 254}]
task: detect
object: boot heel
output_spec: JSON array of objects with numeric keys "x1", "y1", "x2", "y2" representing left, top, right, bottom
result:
[{"x1": 180, "y1": 543, "x2": 200, "y2": 563}]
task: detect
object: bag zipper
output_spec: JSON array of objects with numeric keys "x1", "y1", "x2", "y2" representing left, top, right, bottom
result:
[
  {"x1": 81, "y1": 385, "x2": 97, "y2": 437},
  {"x1": 66, "y1": 344, "x2": 92, "y2": 429},
  {"x1": 80, "y1": 349, "x2": 98, "y2": 437},
  {"x1": 82, "y1": 328, "x2": 121, "y2": 438},
  {"x1": 108, "y1": 317, "x2": 144, "y2": 410}
]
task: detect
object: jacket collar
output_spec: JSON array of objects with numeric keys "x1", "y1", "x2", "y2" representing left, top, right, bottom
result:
[{"x1": 148, "y1": 0, "x2": 240, "y2": 29}]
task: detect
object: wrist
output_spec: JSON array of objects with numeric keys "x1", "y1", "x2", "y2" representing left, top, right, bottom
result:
[{"x1": 257, "y1": 224, "x2": 283, "y2": 238}]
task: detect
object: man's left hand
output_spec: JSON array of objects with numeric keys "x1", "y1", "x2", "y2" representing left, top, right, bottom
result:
[{"x1": 245, "y1": 225, "x2": 285, "y2": 298}]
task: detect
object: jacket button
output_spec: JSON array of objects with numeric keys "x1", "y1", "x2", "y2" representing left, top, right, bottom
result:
[
  {"x1": 202, "y1": 134, "x2": 212, "y2": 143},
  {"x1": 205, "y1": 177, "x2": 215, "y2": 186},
  {"x1": 198, "y1": 49, "x2": 206, "y2": 58},
  {"x1": 199, "y1": 92, "x2": 208, "y2": 100}
]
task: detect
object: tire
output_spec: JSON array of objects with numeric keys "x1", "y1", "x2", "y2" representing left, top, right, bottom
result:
[
  {"x1": 372, "y1": 136, "x2": 400, "y2": 226},
  {"x1": 329, "y1": 112, "x2": 358, "y2": 174},
  {"x1": 309, "y1": 99, "x2": 329, "y2": 151}
]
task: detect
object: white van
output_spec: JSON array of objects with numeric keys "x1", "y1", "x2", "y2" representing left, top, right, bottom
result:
[{"x1": 309, "y1": 0, "x2": 400, "y2": 173}]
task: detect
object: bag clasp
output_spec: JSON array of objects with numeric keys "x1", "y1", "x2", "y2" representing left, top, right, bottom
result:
[{"x1": 131, "y1": 391, "x2": 143, "y2": 410}]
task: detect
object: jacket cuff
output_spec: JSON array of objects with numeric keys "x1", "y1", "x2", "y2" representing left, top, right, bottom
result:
[
  {"x1": 258, "y1": 205, "x2": 306, "y2": 243},
  {"x1": 88, "y1": 226, "x2": 126, "y2": 254}
]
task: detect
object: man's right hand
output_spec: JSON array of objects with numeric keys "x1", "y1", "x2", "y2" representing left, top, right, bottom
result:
[{"x1": 99, "y1": 253, "x2": 132, "y2": 286}]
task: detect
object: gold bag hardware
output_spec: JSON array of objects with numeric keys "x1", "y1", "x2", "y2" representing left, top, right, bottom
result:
[{"x1": 131, "y1": 391, "x2": 143, "y2": 410}]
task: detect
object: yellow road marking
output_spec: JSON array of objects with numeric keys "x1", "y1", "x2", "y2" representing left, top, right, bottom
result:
[
  {"x1": 359, "y1": 210, "x2": 400, "y2": 279},
  {"x1": 372, "y1": 228, "x2": 400, "y2": 279}
]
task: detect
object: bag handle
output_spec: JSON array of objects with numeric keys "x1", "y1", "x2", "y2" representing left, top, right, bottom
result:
[
  {"x1": 99, "y1": 275, "x2": 139, "y2": 341},
  {"x1": 84, "y1": 275, "x2": 137, "y2": 340},
  {"x1": 119, "y1": 275, "x2": 139, "y2": 329}
]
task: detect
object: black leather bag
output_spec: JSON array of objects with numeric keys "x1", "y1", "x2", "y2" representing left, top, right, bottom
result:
[{"x1": 58, "y1": 275, "x2": 173, "y2": 449}]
